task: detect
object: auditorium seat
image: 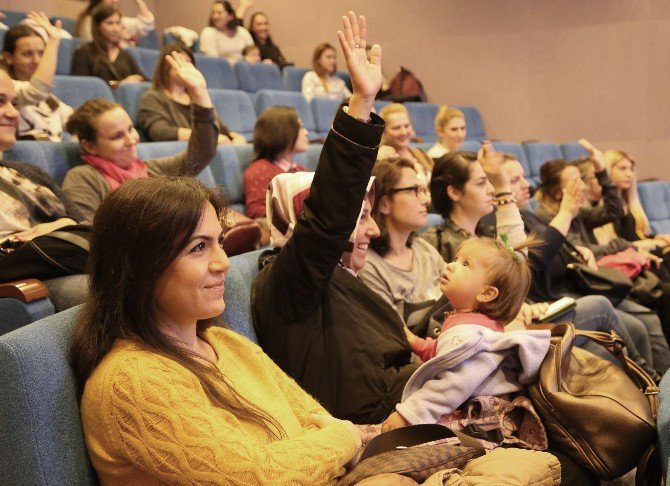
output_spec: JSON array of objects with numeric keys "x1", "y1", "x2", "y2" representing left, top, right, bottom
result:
[
  {"x1": 53, "y1": 75, "x2": 115, "y2": 109},
  {"x1": 638, "y1": 181, "x2": 670, "y2": 234},
  {"x1": 292, "y1": 144, "x2": 324, "y2": 172},
  {"x1": 373, "y1": 100, "x2": 390, "y2": 113},
  {"x1": 56, "y1": 37, "x2": 84, "y2": 75},
  {"x1": 334, "y1": 70, "x2": 353, "y2": 91},
  {"x1": 2, "y1": 10, "x2": 26, "y2": 27},
  {"x1": 254, "y1": 90, "x2": 318, "y2": 141},
  {"x1": 222, "y1": 249, "x2": 264, "y2": 342},
  {"x1": 125, "y1": 46, "x2": 159, "y2": 80},
  {"x1": 136, "y1": 29, "x2": 160, "y2": 50},
  {"x1": 114, "y1": 81, "x2": 151, "y2": 125},
  {"x1": 234, "y1": 61, "x2": 283, "y2": 93},
  {"x1": 452, "y1": 105, "x2": 485, "y2": 141},
  {"x1": 207, "y1": 146, "x2": 246, "y2": 214},
  {"x1": 560, "y1": 142, "x2": 589, "y2": 162},
  {"x1": 209, "y1": 89, "x2": 257, "y2": 140},
  {"x1": 405, "y1": 102, "x2": 439, "y2": 143},
  {"x1": 492, "y1": 141, "x2": 532, "y2": 182},
  {"x1": 194, "y1": 54, "x2": 238, "y2": 90},
  {"x1": 282, "y1": 66, "x2": 309, "y2": 91},
  {"x1": 523, "y1": 142, "x2": 562, "y2": 188},
  {"x1": 310, "y1": 98, "x2": 340, "y2": 138},
  {"x1": 232, "y1": 144, "x2": 256, "y2": 171},
  {"x1": 460, "y1": 140, "x2": 481, "y2": 152}
]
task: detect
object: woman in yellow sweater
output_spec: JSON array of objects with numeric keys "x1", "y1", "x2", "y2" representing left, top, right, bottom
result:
[{"x1": 68, "y1": 13, "x2": 381, "y2": 484}]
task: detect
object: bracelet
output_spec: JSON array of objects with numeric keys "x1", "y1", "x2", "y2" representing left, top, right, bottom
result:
[
  {"x1": 493, "y1": 195, "x2": 517, "y2": 206},
  {"x1": 495, "y1": 191, "x2": 512, "y2": 198},
  {"x1": 343, "y1": 106, "x2": 372, "y2": 124}
]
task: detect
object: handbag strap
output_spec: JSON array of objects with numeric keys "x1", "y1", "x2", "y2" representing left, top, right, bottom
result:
[
  {"x1": 559, "y1": 325, "x2": 659, "y2": 419},
  {"x1": 47, "y1": 231, "x2": 90, "y2": 251}
]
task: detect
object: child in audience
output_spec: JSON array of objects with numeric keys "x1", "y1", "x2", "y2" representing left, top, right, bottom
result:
[
  {"x1": 70, "y1": 3, "x2": 146, "y2": 87},
  {"x1": 199, "y1": 1, "x2": 253, "y2": 64},
  {"x1": 427, "y1": 106, "x2": 466, "y2": 160},
  {"x1": 1, "y1": 13, "x2": 73, "y2": 141},
  {"x1": 76, "y1": 0, "x2": 155, "y2": 47},
  {"x1": 138, "y1": 42, "x2": 245, "y2": 144},
  {"x1": 242, "y1": 44, "x2": 261, "y2": 64},
  {"x1": 302, "y1": 42, "x2": 351, "y2": 102},
  {"x1": 382, "y1": 236, "x2": 550, "y2": 431}
]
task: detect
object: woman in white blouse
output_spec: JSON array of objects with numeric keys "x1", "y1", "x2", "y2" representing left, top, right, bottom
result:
[
  {"x1": 301, "y1": 42, "x2": 351, "y2": 102},
  {"x1": 199, "y1": 1, "x2": 253, "y2": 64}
]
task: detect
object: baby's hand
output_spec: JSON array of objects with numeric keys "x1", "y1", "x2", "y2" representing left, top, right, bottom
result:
[{"x1": 381, "y1": 411, "x2": 410, "y2": 432}]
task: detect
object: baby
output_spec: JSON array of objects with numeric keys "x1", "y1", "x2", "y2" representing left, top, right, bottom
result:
[{"x1": 382, "y1": 236, "x2": 551, "y2": 431}]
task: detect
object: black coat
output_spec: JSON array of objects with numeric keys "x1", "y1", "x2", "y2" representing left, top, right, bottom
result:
[{"x1": 252, "y1": 108, "x2": 417, "y2": 424}]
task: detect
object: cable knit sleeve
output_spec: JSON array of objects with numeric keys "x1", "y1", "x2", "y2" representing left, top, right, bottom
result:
[{"x1": 84, "y1": 352, "x2": 358, "y2": 485}]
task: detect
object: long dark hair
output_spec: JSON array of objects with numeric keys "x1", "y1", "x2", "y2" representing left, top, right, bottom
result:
[
  {"x1": 248, "y1": 12, "x2": 275, "y2": 47},
  {"x1": 69, "y1": 176, "x2": 286, "y2": 439},
  {"x1": 370, "y1": 157, "x2": 418, "y2": 256},
  {"x1": 152, "y1": 42, "x2": 195, "y2": 91},
  {"x1": 87, "y1": 3, "x2": 122, "y2": 74},
  {"x1": 535, "y1": 159, "x2": 568, "y2": 215},
  {"x1": 312, "y1": 42, "x2": 336, "y2": 78},
  {"x1": 1, "y1": 25, "x2": 44, "y2": 79},
  {"x1": 430, "y1": 151, "x2": 478, "y2": 218},
  {"x1": 253, "y1": 106, "x2": 300, "y2": 162}
]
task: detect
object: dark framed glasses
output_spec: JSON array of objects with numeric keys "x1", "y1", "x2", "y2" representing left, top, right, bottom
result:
[{"x1": 389, "y1": 185, "x2": 430, "y2": 197}]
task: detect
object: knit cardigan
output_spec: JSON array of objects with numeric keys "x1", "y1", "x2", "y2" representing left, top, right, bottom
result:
[{"x1": 81, "y1": 327, "x2": 359, "y2": 485}]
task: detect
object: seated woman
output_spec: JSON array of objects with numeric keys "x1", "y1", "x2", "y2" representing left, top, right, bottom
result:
[
  {"x1": 358, "y1": 157, "x2": 445, "y2": 334},
  {"x1": 69, "y1": 176, "x2": 362, "y2": 484},
  {"x1": 199, "y1": 1, "x2": 254, "y2": 64},
  {"x1": 301, "y1": 42, "x2": 351, "y2": 102},
  {"x1": 70, "y1": 4, "x2": 146, "y2": 88},
  {"x1": 243, "y1": 106, "x2": 308, "y2": 240},
  {"x1": 426, "y1": 106, "x2": 466, "y2": 160},
  {"x1": 604, "y1": 149, "x2": 670, "y2": 251},
  {"x1": 76, "y1": 0, "x2": 155, "y2": 48},
  {"x1": 248, "y1": 11, "x2": 288, "y2": 68},
  {"x1": 63, "y1": 52, "x2": 217, "y2": 222},
  {"x1": 1, "y1": 14, "x2": 73, "y2": 141},
  {"x1": 0, "y1": 70, "x2": 87, "y2": 310},
  {"x1": 138, "y1": 42, "x2": 246, "y2": 144},
  {"x1": 534, "y1": 145, "x2": 670, "y2": 375},
  {"x1": 253, "y1": 13, "x2": 422, "y2": 426},
  {"x1": 377, "y1": 103, "x2": 433, "y2": 185}
]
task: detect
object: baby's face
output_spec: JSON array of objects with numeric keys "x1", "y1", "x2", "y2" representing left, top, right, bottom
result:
[{"x1": 440, "y1": 245, "x2": 492, "y2": 312}]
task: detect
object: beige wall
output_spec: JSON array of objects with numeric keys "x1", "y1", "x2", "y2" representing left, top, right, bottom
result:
[{"x1": 3, "y1": 0, "x2": 669, "y2": 178}]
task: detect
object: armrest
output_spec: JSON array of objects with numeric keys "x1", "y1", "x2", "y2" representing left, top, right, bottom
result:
[{"x1": 0, "y1": 279, "x2": 49, "y2": 303}]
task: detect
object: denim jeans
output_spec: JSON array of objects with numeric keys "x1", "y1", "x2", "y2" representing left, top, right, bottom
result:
[{"x1": 617, "y1": 298, "x2": 670, "y2": 375}]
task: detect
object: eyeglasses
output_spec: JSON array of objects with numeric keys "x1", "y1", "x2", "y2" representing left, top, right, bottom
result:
[{"x1": 389, "y1": 185, "x2": 430, "y2": 197}]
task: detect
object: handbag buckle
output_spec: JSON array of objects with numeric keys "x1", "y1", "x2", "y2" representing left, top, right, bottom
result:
[{"x1": 644, "y1": 386, "x2": 660, "y2": 396}]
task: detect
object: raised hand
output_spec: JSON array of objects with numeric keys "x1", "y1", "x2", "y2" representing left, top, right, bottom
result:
[
  {"x1": 337, "y1": 11, "x2": 381, "y2": 119},
  {"x1": 478, "y1": 141, "x2": 509, "y2": 192},
  {"x1": 166, "y1": 51, "x2": 207, "y2": 92},
  {"x1": 27, "y1": 11, "x2": 61, "y2": 40},
  {"x1": 578, "y1": 138, "x2": 605, "y2": 171},
  {"x1": 559, "y1": 175, "x2": 584, "y2": 219}
]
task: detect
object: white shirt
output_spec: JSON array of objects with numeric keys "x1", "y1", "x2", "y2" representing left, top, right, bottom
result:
[
  {"x1": 199, "y1": 26, "x2": 254, "y2": 64},
  {"x1": 301, "y1": 71, "x2": 352, "y2": 102}
]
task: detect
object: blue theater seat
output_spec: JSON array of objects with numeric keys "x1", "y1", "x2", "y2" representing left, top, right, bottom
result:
[
  {"x1": 310, "y1": 98, "x2": 340, "y2": 138},
  {"x1": 282, "y1": 66, "x2": 309, "y2": 91},
  {"x1": 52, "y1": 75, "x2": 115, "y2": 109},
  {"x1": 2, "y1": 10, "x2": 26, "y2": 27},
  {"x1": 234, "y1": 61, "x2": 283, "y2": 93},
  {"x1": 125, "y1": 46, "x2": 159, "y2": 80},
  {"x1": 492, "y1": 141, "x2": 532, "y2": 184},
  {"x1": 638, "y1": 181, "x2": 670, "y2": 235},
  {"x1": 232, "y1": 144, "x2": 256, "y2": 171},
  {"x1": 207, "y1": 146, "x2": 246, "y2": 214},
  {"x1": 136, "y1": 30, "x2": 160, "y2": 50},
  {"x1": 114, "y1": 81, "x2": 151, "y2": 125},
  {"x1": 194, "y1": 54, "x2": 238, "y2": 89},
  {"x1": 523, "y1": 142, "x2": 563, "y2": 188},
  {"x1": 452, "y1": 105, "x2": 485, "y2": 141},
  {"x1": 254, "y1": 90, "x2": 318, "y2": 141},
  {"x1": 560, "y1": 142, "x2": 589, "y2": 162},
  {"x1": 405, "y1": 102, "x2": 439, "y2": 143},
  {"x1": 57, "y1": 37, "x2": 85, "y2": 75},
  {"x1": 209, "y1": 89, "x2": 257, "y2": 141},
  {"x1": 222, "y1": 249, "x2": 264, "y2": 342}
]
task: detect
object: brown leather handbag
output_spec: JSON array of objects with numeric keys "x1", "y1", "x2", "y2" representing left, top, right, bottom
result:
[{"x1": 528, "y1": 323, "x2": 660, "y2": 484}]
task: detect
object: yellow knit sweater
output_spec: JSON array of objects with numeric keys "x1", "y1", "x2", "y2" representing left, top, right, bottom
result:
[{"x1": 81, "y1": 327, "x2": 359, "y2": 485}]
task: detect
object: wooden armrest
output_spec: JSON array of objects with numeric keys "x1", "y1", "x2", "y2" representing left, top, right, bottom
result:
[{"x1": 0, "y1": 279, "x2": 49, "y2": 303}]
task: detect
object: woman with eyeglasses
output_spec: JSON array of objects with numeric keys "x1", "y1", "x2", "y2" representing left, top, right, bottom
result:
[{"x1": 359, "y1": 157, "x2": 445, "y2": 333}]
